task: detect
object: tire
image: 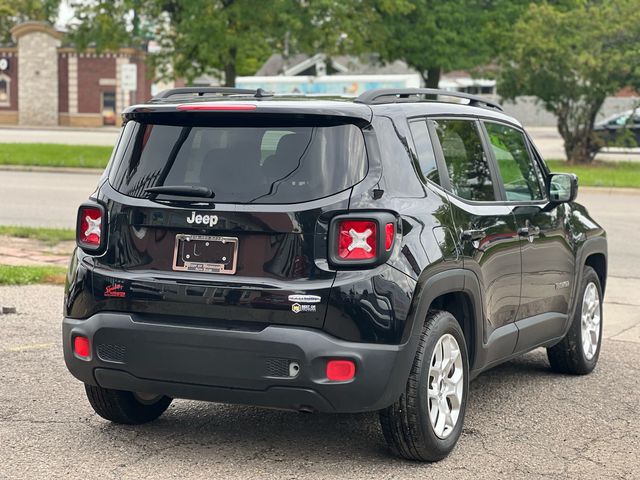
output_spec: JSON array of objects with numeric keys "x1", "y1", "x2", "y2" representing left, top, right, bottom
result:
[
  {"x1": 85, "y1": 384, "x2": 172, "y2": 424},
  {"x1": 380, "y1": 310, "x2": 469, "y2": 462},
  {"x1": 547, "y1": 266, "x2": 603, "y2": 375}
]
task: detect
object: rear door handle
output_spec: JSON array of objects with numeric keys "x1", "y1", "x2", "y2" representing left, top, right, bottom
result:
[
  {"x1": 461, "y1": 229, "x2": 486, "y2": 242},
  {"x1": 518, "y1": 225, "x2": 540, "y2": 237}
]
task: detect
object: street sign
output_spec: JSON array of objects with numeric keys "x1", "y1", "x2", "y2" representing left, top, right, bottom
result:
[{"x1": 120, "y1": 63, "x2": 137, "y2": 92}]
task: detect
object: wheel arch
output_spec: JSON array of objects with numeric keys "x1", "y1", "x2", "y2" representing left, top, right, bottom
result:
[{"x1": 402, "y1": 268, "x2": 484, "y2": 372}]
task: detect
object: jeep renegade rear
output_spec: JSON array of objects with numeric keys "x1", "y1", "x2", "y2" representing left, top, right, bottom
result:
[{"x1": 63, "y1": 87, "x2": 607, "y2": 461}]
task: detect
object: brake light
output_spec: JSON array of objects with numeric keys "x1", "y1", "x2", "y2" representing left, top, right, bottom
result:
[
  {"x1": 77, "y1": 203, "x2": 105, "y2": 251},
  {"x1": 176, "y1": 103, "x2": 257, "y2": 111},
  {"x1": 385, "y1": 222, "x2": 395, "y2": 250},
  {"x1": 338, "y1": 220, "x2": 377, "y2": 260}
]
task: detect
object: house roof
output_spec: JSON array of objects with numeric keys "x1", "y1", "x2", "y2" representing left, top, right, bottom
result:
[{"x1": 255, "y1": 53, "x2": 418, "y2": 77}]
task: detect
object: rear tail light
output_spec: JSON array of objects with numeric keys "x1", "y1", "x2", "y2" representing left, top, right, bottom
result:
[
  {"x1": 73, "y1": 336, "x2": 90, "y2": 359},
  {"x1": 385, "y1": 223, "x2": 395, "y2": 250},
  {"x1": 326, "y1": 359, "x2": 356, "y2": 381},
  {"x1": 329, "y1": 212, "x2": 398, "y2": 268},
  {"x1": 76, "y1": 202, "x2": 106, "y2": 252},
  {"x1": 338, "y1": 220, "x2": 377, "y2": 260}
]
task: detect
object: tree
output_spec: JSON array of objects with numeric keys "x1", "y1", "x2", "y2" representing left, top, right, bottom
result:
[
  {"x1": 69, "y1": 0, "x2": 392, "y2": 87},
  {"x1": 498, "y1": 1, "x2": 640, "y2": 164},
  {"x1": 373, "y1": 0, "x2": 529, "y2": 89},
  {"x1": 0, "y1": 0, "x2": 60, "y2": 44}
]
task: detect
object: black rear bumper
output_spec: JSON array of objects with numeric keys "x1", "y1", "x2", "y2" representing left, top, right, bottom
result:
[{"x1": 63, "y1": 313, "x2": 417, "y2": 413}]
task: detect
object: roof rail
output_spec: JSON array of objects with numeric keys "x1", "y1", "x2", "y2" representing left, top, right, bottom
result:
[
  {"x1": 151, "y1": 87, "x2": 273, "y2": 102},
  {"x1": 355, "y1": 88, "x2": 503, "y2": 111}
]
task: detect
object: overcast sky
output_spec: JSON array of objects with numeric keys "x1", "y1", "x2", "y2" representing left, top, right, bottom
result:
[{"x1": 56, "y1": 0, "x2": 75, "y2": 29}]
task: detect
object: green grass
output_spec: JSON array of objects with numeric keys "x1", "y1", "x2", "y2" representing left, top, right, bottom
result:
[
  {"x1": 0, "y1": 265, "x2": 66, "y2": 285},
  {"x1": 0, "y1": 226, "x2": 75, "y2": 245},
  {"x1": 547, "y1": 160, "x2": 640, "y2": 188},
  {"x1": 0, "y1": 143, "x2": 112, "y2": 168}
]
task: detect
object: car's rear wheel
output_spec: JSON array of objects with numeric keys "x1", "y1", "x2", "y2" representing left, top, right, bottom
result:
[
  {"x1": 547, "y1": 266, "x2": 603, "y2": 374},
  {"x1": 380, "y1": 310, "x2": 469, "y2": 462},
  {"x1": 85, "y1": 384, "x2": 172, "y2": 424}
]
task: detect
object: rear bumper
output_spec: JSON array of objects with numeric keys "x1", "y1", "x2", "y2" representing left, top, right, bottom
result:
[{"x1": 63, "y1": 313, "x2": 417, "y2": 413}]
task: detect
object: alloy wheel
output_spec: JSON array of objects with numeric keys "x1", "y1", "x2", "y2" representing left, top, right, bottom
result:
[
  {"x1": 427, "y1": 333, "x2": 464, "y2": 439},
  {"x1": 581, "y1": 282, "x2": 601, "y2": 360}
]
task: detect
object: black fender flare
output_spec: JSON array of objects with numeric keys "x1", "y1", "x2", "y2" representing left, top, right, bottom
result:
[
  {"x1": 398, "y1": 267, "x2": 485, "y2": 377},
  {"x1": 562, "y1": 235, "x2": 608, "y2": 338}
]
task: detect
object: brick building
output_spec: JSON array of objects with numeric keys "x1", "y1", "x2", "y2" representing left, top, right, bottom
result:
[{"x1": 0, "y1": 21, "x2": 152, "y2": 127}]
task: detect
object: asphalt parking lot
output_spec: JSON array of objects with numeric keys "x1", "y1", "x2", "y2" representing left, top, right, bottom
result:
[{"x1": 1, "y1": 190, "x2": 639, "y2": 479}]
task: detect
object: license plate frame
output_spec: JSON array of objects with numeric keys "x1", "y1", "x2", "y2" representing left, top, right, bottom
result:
[{"x1": 172, "y1": 234, "x2": 239, "y2": 275}]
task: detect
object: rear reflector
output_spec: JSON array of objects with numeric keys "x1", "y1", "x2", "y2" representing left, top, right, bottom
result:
[
  {"x1": 78, "y1": 205, "x2": 102, "y2": 248},
  {"x1": 73, "y1": 336, "x2": 90, "y2": 359},
  {"x1": 326, "y1": 359, "x2": 356, "y2": 381},
  {"x1": 176, "y1": 103, "x2": 257, "y2": 111},
  {"x1": 337, "y1": 220, "x2": 377, "y2": 260}
]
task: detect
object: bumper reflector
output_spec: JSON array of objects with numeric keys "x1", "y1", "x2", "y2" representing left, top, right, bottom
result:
[
  {"x1": 73, "y1": 336, "x2": 90, "y2": 359},
  {"x1": 326, "y1": 359, "x2": 356, "y2": 381}
]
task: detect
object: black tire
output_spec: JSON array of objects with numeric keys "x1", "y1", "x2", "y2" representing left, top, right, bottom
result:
[
  {"x1": 547, "y1": 266, "x2": 603, "y2": 375},
  {"x1": 85, "y1": 384, "x2": 172, "y2": 424},
  {"x1": 380, "y1": 310, "x2": 469, "y2": 462}
]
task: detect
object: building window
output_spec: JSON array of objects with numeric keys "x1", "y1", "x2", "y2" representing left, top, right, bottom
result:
[
  {"x1": 0, "y1": 74, "x2": 10, "y2": 107},
  {"x1": 102, "y1": 91, "x2": 116, "y2": 125}
]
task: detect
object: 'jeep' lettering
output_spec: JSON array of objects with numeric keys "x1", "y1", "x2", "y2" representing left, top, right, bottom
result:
[{"x1": 186, "y1": 211, "x2": 219, "y2": 227}]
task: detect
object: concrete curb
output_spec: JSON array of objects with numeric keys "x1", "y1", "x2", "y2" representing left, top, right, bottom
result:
[
  {"x1": 0, "y1": 165, "x2": 103, "y2": 175},
  {"x1": 580, "y1": 186, "x2": 640, "y2": 196},
  {"x1": 0, "y1": 125, "x2": 119, "y2": 134}
]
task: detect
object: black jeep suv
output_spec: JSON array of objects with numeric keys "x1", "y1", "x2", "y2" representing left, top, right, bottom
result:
[{"x1": 63, "y1": 87, "x2": 607, "y2": 461}]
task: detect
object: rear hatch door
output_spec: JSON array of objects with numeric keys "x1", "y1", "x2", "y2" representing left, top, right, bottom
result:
[{"x1": 90, "y1": 110, "x2": 370, "y2": 329}]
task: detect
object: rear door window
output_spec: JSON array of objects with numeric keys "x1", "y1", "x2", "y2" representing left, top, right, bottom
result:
[
  {"x1": 432, "y1": 119, "x2": 496, "y2": 201},
  {"x1": 109, "y1": 121, "x2": 367, "y2": 204},
  {"x1": 484, "y1": 122, "x2": 544, "y2": 201},
  {"x1": 409, "y1": 119, "x2": 440, "y2": 185}
]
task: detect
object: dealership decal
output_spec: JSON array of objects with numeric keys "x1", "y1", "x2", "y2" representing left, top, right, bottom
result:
[
  {"x1": 291, "y1": 303, "x2": 316, "y2": 314},
  {"x1": 104, "y1": 283, "x2": 126, "y2": 298}
]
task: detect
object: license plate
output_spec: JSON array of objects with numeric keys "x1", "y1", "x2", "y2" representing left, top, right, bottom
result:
[{"x1": 172, "y1": 234, "x2": 238, "y2": 274}]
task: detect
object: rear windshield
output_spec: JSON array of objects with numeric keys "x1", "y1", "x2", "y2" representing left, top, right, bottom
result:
[{"x1": 108, "y1": 120, "x2": 367, "y2": 204}]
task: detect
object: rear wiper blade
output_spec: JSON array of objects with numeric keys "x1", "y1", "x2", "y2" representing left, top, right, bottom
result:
[{"x1": 144, "y1": 185, "x2": 215, "y2": 198}]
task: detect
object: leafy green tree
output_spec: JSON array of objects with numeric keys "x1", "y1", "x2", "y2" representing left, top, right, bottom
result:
[
  {"x1": 373, "y1": 0, "x2": 529, "y2": 89},
  {"x1": 0, "y1": 0, "x2": 60, "y2": 44},
  {"x1": 69, "y1": 0, "x2": 144, "y2": 51},
  {"x1": 69, "y1": 0, "x2": 394, "y2": 87},
  {"x1": 499, "y1": 1, "x2": 640, "y2": 164}
]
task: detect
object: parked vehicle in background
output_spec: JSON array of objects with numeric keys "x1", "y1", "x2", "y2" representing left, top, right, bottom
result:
[
  {"x1": 594, "y1": 108, "x2": 640, "y2": 147},
  {"x1": 63, "y1": 87, "x2": 607, "y2": 461}
]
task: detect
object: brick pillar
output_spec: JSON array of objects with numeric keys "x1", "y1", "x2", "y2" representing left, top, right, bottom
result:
[
  {"x1": 68, "y1": 54, "x2": 78, "y2": 114},
  {"x1": 12, "y1": 22, "x2": 63, "y2": 126}
]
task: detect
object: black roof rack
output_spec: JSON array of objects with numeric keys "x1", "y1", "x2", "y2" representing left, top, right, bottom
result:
[
  {"x1": 151, "y1": 87, "x2": 273, "y2": 102},
  {"x1": 355, "y1": 88, "x2": 503, "y2": 111}
]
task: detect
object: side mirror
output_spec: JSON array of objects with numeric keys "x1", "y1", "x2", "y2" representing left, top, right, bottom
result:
[{"x1": 547, "y1": 173, "x2": 578, "y2": 203}]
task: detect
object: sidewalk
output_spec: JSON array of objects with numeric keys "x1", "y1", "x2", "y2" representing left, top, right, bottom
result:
[{"x1": 0, "y1": 235, "x2": 73, "y2": 267}]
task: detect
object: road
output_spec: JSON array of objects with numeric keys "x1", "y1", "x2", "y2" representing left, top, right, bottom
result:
[
  {"x1": 2, "y1": 125, "x2": 639, "y2": 161},
  {"x1": 0, "y1": 170, "x2": 101, "y2": 228},
  {"x1": 0, "y1": 173, "x2": 639, "y2": 477},
  {"x1": 0, "y1": 126, "x2": 118, "y2": 146}
]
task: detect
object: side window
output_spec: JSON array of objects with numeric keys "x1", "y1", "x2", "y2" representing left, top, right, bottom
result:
[
  {"x1": 432, "y1": 119, "x2": 495, "y2": 201},
  {"x1": 484, "y1": 122, "x2": 544, "y2": 201},
  {"x1": 408, "y1": 120, "x2": 440, "y2": 185}
]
